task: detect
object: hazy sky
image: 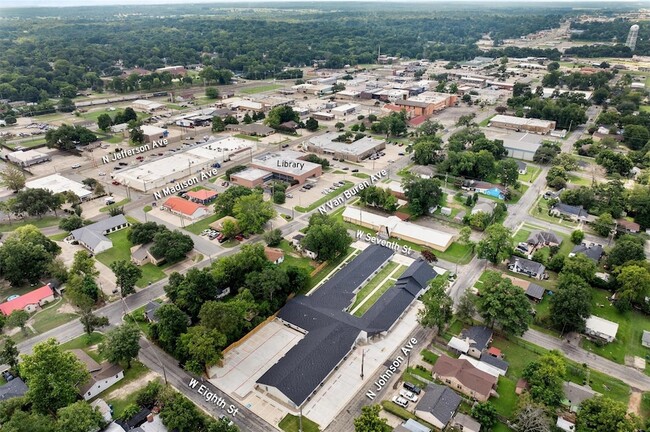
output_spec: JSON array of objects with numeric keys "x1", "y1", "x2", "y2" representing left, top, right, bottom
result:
[{"x1": 0, "y1": 0, "x2": 632, "y2": 7}]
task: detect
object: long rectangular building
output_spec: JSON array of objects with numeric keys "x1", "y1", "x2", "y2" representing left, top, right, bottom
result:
[
  {"x1": 489, "y1": 115, "x2": 555, "y2": 135},
  {"x1": 305, "y1": 133, "x2": 385, "y2": 162}
]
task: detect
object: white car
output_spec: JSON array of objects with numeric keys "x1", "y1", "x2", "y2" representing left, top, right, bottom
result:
[
  {"x1": 392, "y1": 396, "x2": 409, "y2": 408},
  {"x1": 71, "y1": 163, "x2": 81, "y2": 169},
  {"x1": 98, "y1": 172, "x2": 106, "y2": 176},
  {"x1": 399, "y1": 389, "x2": 418, "y2": 402}
]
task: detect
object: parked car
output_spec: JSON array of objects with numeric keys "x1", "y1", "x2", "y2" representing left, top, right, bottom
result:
[
  {"x1": 98, "y1": 172, "x2": 106, "y2": 176},
  {"x1": 398, "y1": 152, "x2": 405, "y2": 156},
  {"x1": 403, "y1": 382, "x2": 421, "y2": 395},
  {"x1": 118, "y1": 162, "x2": 128, "y2": 166},
  {"x1": 351, "y1": 169, "x2": 359, "y2": 173},
  {"x1": 342, "y1": 167, "x2": 349, "y2": 170},
  {"x1": 286, "y1": 193, "x2": 293, "y2": 198},
  {"x1": 399, "y1": 389, "x2": 418, "y2": 402},
  {"x1": 113, "y1": 166, "x2": 122, "y2": 170},
  {"x1": 71, "y1": 163, "x2": 81, "y2": 169},
  {"x1": 392, "y1": 396, "x2": 409, "y2": 408},
  {"x1": 112, "y1": 180, "x2": 121, "y2": 185},
  {"x1": 234, "y1": 234, "x2": 244, "y2": 241}
]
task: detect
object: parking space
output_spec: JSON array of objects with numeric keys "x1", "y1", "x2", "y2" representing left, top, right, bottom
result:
[{"x1": 209, "y1": 320, "x2": 304, "y2": 399}]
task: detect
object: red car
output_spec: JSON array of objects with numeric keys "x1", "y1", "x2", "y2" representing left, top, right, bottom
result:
[
  {"x1": 112, "y1": 181, "x2": 121, "y2": 185},
  {"x1": 234, "y1": 234, "x2": 244, "y2": 241}
]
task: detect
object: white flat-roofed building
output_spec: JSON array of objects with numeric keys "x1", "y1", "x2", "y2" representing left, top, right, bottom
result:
[
  {"x1": 342, "y1": 206, "x2": 454, "y2": 251},
  {"x1": 331, "y1": 103, "x2": 359, "y2": 117},
  {"x1": 140, "y1": 125, "x2": 169, "y2": 144},
  {"x1": 250, "y1": 150, "x2": 322, "y2": 185},
  {"x1": 336, "y1": 89, "x2": 361, "y2": 99},
  {"x1": 26, "y1": 174, "x2": 92, "y2": 200},
  {"x1": 114, "y1": 137, "x2": 256, "y2": 192},
  {"x1": 541, "y1": 88, "x2": 593, "y2": 100},
  {"x1": 489, "y1": 115, "x2": 556, "y2": 134},
  {"x1": 585, "y1": 315, "x2": 619, "y2": 343},
  {"x1": 224, "y1": 98, "x2": 264, "y2": 112},
  {"x1": 7, "y1": 149, "x2": 51, "y2": 167},
  {"x1": 502, "y1": 138, "x2": 542, "y2": 161},
  {"x1": 306, "y1": 134, "x2": 386, "y2": 162},
  {"x1": 132, "y1": 99, "x2": 165, "y2": 112},
  {"x1": 311, "y1": 111, "x2": 335, "y2": 121}
]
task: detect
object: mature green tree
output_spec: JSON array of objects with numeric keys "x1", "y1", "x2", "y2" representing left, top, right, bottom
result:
[
  {"x1": 99, "y1": 323, "x2": 141, "y2": 368},
  {"x1": 199, "y1": 294, "x2": 255, "y2": 343},
  {"x1": 59, "y1": 215, "x2": 84, "y2": 232},
  {"x1": 1, "y1": 410, "x2": 54, "y2": 432},
  {"x1": 417, "y1": 277, "x2": 452, "y2": 332},
  {"x1": 596, "y1": 150, "x2": 633, "y2": 176},
  {"x1": 0, "y1": 337, "x2": 19, "y2": 370},
  {"x1": 302, "y1": 213, "x2": 352, "y2": 261},
  {"x1": 6, "y1": 310, "x2": 29, "y2": 335},
  {"x1": 179, "y1": 325, "x2": 227, "y2": 375},
  {"x1": 47, "y1": 258, "x2": 69, "y2": 284},
  {"x1": 455, "y1": 291, "x2": 477, "y2": 324},
  {"x1": 592, "y1": 212, "x2": 614, "y2": 237},
  {"x1": 160, "y1": 393, "x2": 205, "y2": 432},
  {"x1": 97, "y1": 113, "x2": 113, "y2": 131},
  {"x1": 46, "y1": 124, "x2": 97, "y2": 151},
  {"x1": 476, "y1": 224, "x2": 513, "y2": 264},
  {"x1": 265, "y1": 105, "x2": 299, "y2": 129},
  {"x1": 264, "y1": 228, "x2": 283, "y2": 247},
  {"x1": 13, "y1": 188, "x2": 61, "y2": 218},
  {"x1": 130, "y1": 127, "x2": 144, "y2": 144},
  {"x1": 614, "y1": 264, "x2": 650, "y2": 311},
  {"x1": 56, "y1": 401, "x2": 104, "y2": 432},
  {"x1": 110, "y1": 260, "x2": 142, "y2": 296},
  {"x1": 0, "y1": 397, "x2": 30, "y2": 425},
  {"x1": 245, "y1": 266, "x2": 290, "y2": 306},
  {"x1": 499, "y1": 159, "x2": 520, "y2": 187},
  {"x1": 232, "y1": 193, "x2": 276, "y2": 234},
  {"x1": 0, "y1": 166, "x2": 25, "y2": 193},
  {"x1": 606, "y1": 235, "x2": 646, "y2": 268},
  {"x1": 0, "y1": 225, "x2": 60, "y2": 285},
  {"x1": 164, "y1": 268, "x2": 220, "y2": 321},
  {"x1": 627, "y1": 185, "x2": 650, "y2": 229},
  {"x1": 66, "y1": 274, "x2": 101, "y2": 307},
  {"x1": 402, "y1": 177, "x2": 443, "y2": 217},
  {"x1": 19, "y1": 339, "x2": 89, "y2": 415},
  {"x1": 561, "y1": 254, "x2": 597, "y2": 283},
  {"x1": 477, "y1": 272, "x2": 532, "y2": 336},
  {"x1": 550, "y1": 273, "x2": 592, "y2": 333},
  {"x1": 623, "y1": 124, "x2": 649, "y2": 150},
  {"x1": 522, "y1": 350, "x2": 566, "y2": 407},
  {"x1": 128, "y1": 222, "x2": 167, "y2": 245},
  {"x1": 471, "y1": 402, "x2": 498, "y2": 430},
  {"x1": 305, "y1": 117, "x2": 319, "y2": 131},
  {"x1": 412, "y1": 137, "x2": 443, "y2": 165},
  {"x1": 79, "y1": 306, "x2": 109, "y2": 335},
  {"x1": 570, "y1": 230, "x2": 585, "y2": 245},
  {"x1": 151, "y1": 230, "x2": 194, "y2": 263},
  {"x1": 211, "y1": 116, "x2": 225, "y2": 132},
  {"x1": 70, "y1": 250, "x2": 99, "y2": 277},
  {"x1": 552, "y1": 153, "x2": 579, "y2": 171},
  {"x1": 205, "y1": 87, "x2": 219, "y2": 99},
  {"x1": 354, "y1": 405, "x2": 391, "y2": 432},
  {"x1": 213, "y1": 186, "x2": 253, "y2": 216},
  {"x1": 416, "y1": 119, "x2": 442, "y2": 137},
  {"x1": 207, "y1": 419, "x2": 239, "y2": 432},
  {"x1": 577, "y1": 397, "x2": 638, "y2": 432},
  {"x1": 153, "y1": 304, "x2": 189, "y2": 354}
]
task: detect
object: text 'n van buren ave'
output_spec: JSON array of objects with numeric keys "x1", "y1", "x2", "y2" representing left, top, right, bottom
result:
[{"x1": 317, "y1": 169, "x2": 389, "y2": 214}]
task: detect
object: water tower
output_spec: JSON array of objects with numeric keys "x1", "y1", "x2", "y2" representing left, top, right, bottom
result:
[{"x1": 626, "y1": 24, "x2": 640, "y2": 51}]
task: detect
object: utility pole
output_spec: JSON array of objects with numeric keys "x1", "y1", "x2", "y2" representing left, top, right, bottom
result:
[
  {"x1": 299, "y1": 406, "x2": 303, "y2": 432},
  {"x1": 360, "y1": 349, "x2": 365, "y2": 379}
]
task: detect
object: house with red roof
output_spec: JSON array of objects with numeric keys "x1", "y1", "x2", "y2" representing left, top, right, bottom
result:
[
  {"x1": 186, "y1": 189, "x2": 218, "y2": 205},
  {"x1": 161, "y1": 196, "x2": 209, "y2": 220},
  {"x1": 0, "y1": 285, "x2": 54, "y2": 316}
]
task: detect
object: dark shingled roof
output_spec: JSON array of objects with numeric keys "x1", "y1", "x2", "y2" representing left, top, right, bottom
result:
[
  {"x1": 0, "y1": 378, "x2": 28, "y2": 401},
  {"x1": 480, "y1": 353, "x2": 510, "y2": 373},
  {"x1": 571, "y1": 243, "x2": 604, "y2": 262},
  {"x1": 257, "y1": 248, "x2": 438, "y2": 407},
  {"x1": 415, "y1": 383, "x2": 461, "y2": 426},
  {"x1": 525, "y1": 283, "x2": 546, "y2": 300},
  {"x1": 461, "y1": 326, "x2": 493, "y2": 352}
]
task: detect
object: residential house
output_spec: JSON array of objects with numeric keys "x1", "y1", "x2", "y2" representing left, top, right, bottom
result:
[
  {"x1": 526, "y1": 231, "x2": 561, "y2": 252},
  {"x1": 209, "y1": 215, "x2": 238, "y2": 232},
  {"x1": 556, "y1": 417, "x2": 576, "y2": 432},
  {"x1": 616, "y1": 219, "x2": 640, "y2": 234},
  {"x1": 447, "y1": 337, "x2": 470, "y2": 355},
  {"x1": 549, "y1": 203, "x2": 589, "y2": 221},
  {"x1": 290, "y1": 234, "x2": 305, "y2": 249},
  {"x1": 130, "y1": 243, "x2": 166, "y2": 267},
  {"x1": 0, "y1": 285, "x2": 55, "y2": 316},
  {"x1": 479, "y1": 353, "x2": 509, "y2": 376},
  {"x1": 642, "y1": 330, "x2": 650, "y2": 348},
  {"x1": 432, "y1": 355, "x2": 498, "y2": 401},
  {"x1": 144, "y1": 301, "x2": 162, "y2": 323},
  {"x1": 460, "y1": 326, "x2": 493, "y2": 359},
  {"x1": 508, "y1": 256, "x2": 547, "y2": 280},
  {"x1": 562, "y1": 381, "x2": 600, "y2": 412},
  {"x1": 450, "y1": 413, "x2": 481, "y2": 432},
  {"x1": 569, "y1": 243, "x2": 604, "y2": 263},
  {"x1": 116, "y1": 408, "x2": 152, "y2": 431},
  {"x1": 264, "y1": 247, "x2": 285, "y2": 265},
  {"x1": 470, "y1": 200, "x2": 496, "y2": 216},
  {"x1": 186, "y1": 189, "x2": 218, "y2": 205},
  {"x1": 393, "y1": 419, "x2": 431, "y2": 432},
  {"x1": 584, "y1": 315, "x2": 619, "y2": 343},
  {"x1": 414, "y1": 383, "x2": 461, "y2": 430},
  {"x1": 68, "y1": 215, "x2": 130, "y2": 254},
  {"x1": 515, "y1": 379, "x2": 529, "y2": 395},
  {"x1": 461, "y1": 180, "x2": 507, "y2": 200},
  {"x1": 506, "y1": 275, "x2": 547, "y2": 302},
  {"x1": 515, "y1": 160, "x2": 528, "y2": 175},
  {"x1": 0, "y1": 378, "x2": 28, "y2": 402},
  {"x1": 71, "y1": 349, "x2": 124, "y2": 401},
  {"x1": 161, "y1": 196, "x2": 209, "y2": 220}
]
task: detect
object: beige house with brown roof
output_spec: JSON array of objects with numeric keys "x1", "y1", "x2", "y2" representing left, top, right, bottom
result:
[{"x1": 432, "y1": 355, "x2": 498, "y2": 401}]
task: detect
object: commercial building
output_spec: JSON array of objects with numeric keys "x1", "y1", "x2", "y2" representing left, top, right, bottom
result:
[
  {"x1": 161, "y1": 196, "x2": 209, "y2": 220},
  {"x1": 331, "y1": 103, "x2": 359, "y2": 117},
  {"x1": 257, "y1": 247, "x2": 438, "y2": 409},
  {"x1": 185, "y1": 189, "x2": 218, "y2": 204},
  {"x1": 132, "y1": 99, "x2": 165, "y2": 112},
  {"x1": 25, "y1": 173, "x2": 92, "y2": 200},
  {"x1": 247, "y1": 150, "x2": 322, "y2": 185},
  {"x1": 6, "y1": 149, "x2": 51, "y2": 167},
  {"x1": 489, "y1": 115, "x2": 556, "y2": 134},
  {"x1": 224, "y1": 123, "x2": 275, "y2": 137},
  {"x1": 394, "y1": 92, "x2": 457, "y2": 117},
  {"x1": 139, "y1": 125, "x2": 175, "y2": 144},
  {"x1": 113, "y1": 137, "x2": 256, "y2": 192},
  {"x1": 0, "y1": 285, "x2": 54, "y2": 316},
  {"x1": 306, "y1": 133, "x2": 386, "y2": 162},
  {"x1": 230, "y1": 168, "x2": 274, "y2": 188},
  {"x1": 68, "y1": 215, "x2": 130, "y2": 254},
  {"x1": 343, "y1": 207, "x2": 454, "y2": 251}
]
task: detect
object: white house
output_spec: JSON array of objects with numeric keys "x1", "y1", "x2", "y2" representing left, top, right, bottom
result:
[
  {"x1": 584, "y1": 315, "x2": 619, "y2": 343},
  {"x1": 264, "y1": 247, "x2": 285, "y2": 265},
  {"x1": 67, "y1": 215, "x2": 130, "y2": 254},
  {"x1": 71, "y1": 350, "x2": 124, "y2": 400}
]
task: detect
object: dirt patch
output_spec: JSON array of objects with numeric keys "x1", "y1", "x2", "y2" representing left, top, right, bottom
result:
[
  {"x1": 105, "y1": 371, "x2": 160, "y2": 400},
  {"x1": 56, "y1": 302, "x2": 77, "y2": 314},
  {"x1": 628, "y1": 390, "x2": 642, "y2": 415}
]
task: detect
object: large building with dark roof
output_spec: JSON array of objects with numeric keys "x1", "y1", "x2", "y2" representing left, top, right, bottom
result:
[{"x1": 256, "y1": 245, "x2": 437, "y2": 409}]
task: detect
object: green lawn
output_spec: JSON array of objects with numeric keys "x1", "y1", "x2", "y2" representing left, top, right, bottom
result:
[
  {"x1": 59, "y1": 332, "x2": 105, "y2": 363},
  {"x1": 354, "y1": 280, "x2": 393, "y2": 317},
  {"x1": 494, "y1": 422, "x2": 513, "y2": 432},
  {"x1": 190, "y1": 185, "x2": 209, "y2": 192},
  {"x1": 278, "y1": 414, "x2": 320, "y2": 432},
  {"x1": 295, "y1": 181, "x2": 354, "y2": 213},
  {"x1": 106, "y1": 135, "x2": 125, "y2": 144},
  {"x1": 479, "y1": 114, "x2": 496, "y2": 127},
  {"x1": 0, "y1": 216, "x2": 60, "y2": 232},
  {"x1": 581, "y1": 288, "x2": 650, "y2": 365},
  {"x1": 184, "y1": 214, "x2": 220, "y2": 235},
  {"x1": 518, "y1": 166, "x2": 542, "y2": 183},
  {"x1": 530, "y1": 196, "x2": 579, "y2": 228},
  {"x1": 277, "y1": 240, "x2": 316, "y2": 272},
  {"x1": 350, "y1": 262, "x2": 400, "y2": 311},
  {"x1": 31, "y1": 299, "x2": 78, "y2": 334},
  {"x1": 233, "y1": 134, "x2": 261, "y2": 142},
  {"x1": 352, "y1": 172, "x2": 370, "y2": 179},
  {"x1": 239, "y1": 84, "x2": 283, "y2": 94},
  {"x1": 493, "y1": 377, "x2": 518, "y2": 417},
  {"x1": 49, "y1": 232, "x2": 69, "y2": 241},
  {"x1": 99, "y1": 198, "x2": 131, "y2": 212},
  {"x1": 143, "y1": 205, "x2": 153, "y2": 213},
  {"x1": 513, "y1": 228, "x2": 531, "y2": 244},
  {"x1": 95, "y1": 229, "x2": 167, "y2": 287},
  {"x1": 568, "y1": 174, "x2": 592, "y2": 187},
  {"x1": 640, "y1": 105, "x2": 650, "y2": 113},
  {"x1": 507, "y1": 184, "x2": 529, "y2": 204}
]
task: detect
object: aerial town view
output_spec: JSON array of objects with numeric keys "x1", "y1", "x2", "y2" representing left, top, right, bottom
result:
[{"x1": 0, "y1": 0, "x2": 650, "y2": 431}]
